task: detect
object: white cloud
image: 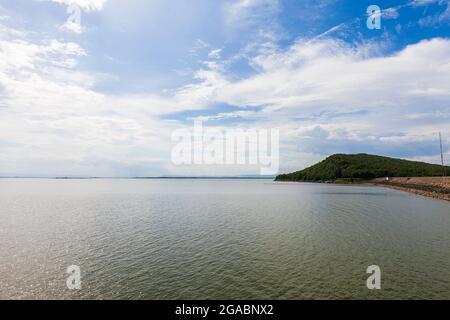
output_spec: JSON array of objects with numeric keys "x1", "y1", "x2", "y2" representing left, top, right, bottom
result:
[
  {"x1": 0, "y1": 21, "x2": 207, "y2": 176},
  {"x1": 224, "y1": 0, "x2": 283, "y2": 39},
  {"x1": 410, "y1": 0, "x2": 443, "y2": 6},
  {"x1": 382, "y1": 7, "x2": 400, "y2": 19},
  {"x1": 181, "y1": 37, "x2": 450, "y2": 113},
  {"x1": 174, "y1": 37, "x2": 450, "y2": 167},
  {"x1": 59, "y1": 20, "x2": 86, "y2": 34},
  {"x1": 37, "y1": 0, "x2": 109, "y2": 12},
  {"x1": 411, "y1": 0, "x2": 450, "y2": 25},
  {"x1": 208, "y1": 49, "x2": 222, "y2": 59},
  {"x1": 225, "y1": 0, "x2": 279, "y2": 22},
  {"x1": 1, "y1": 11, "x2": 449, "y2": 176}
]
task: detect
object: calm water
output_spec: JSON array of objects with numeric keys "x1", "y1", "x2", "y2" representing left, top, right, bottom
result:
[{"x1": 1, "y1": 178, "x2": 449, "y2": 300}]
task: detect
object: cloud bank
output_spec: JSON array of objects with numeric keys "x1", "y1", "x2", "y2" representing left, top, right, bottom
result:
[{"x1": 0, "y1": 1, "x2": 449, "y2": 176}]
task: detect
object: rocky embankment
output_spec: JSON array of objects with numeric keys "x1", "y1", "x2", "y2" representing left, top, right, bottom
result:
[{"x1": 373, "y1": 177, "x2": 450, "y2": 201}]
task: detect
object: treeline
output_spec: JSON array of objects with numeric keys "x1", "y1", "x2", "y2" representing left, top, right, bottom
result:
[{"x1": 275, "y1": 153, "x2": 450, "y2": 182}]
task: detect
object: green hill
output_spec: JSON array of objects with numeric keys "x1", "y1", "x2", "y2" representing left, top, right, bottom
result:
[{"x1": 275, "y1": 153, "x2": 450, "y2": 182}]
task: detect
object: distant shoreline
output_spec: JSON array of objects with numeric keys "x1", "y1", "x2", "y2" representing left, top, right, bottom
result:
[
  {"x1": 0, "y1": 176, "x2": 275, "y2": 180},
  {"x1": 1, "y1": 176, "x2": 448, "y2": 201}
]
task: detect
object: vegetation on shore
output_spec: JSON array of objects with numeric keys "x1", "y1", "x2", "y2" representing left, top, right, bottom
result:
[{"x1": 275, "y1": 153, "x2": 450, "y2": 182}]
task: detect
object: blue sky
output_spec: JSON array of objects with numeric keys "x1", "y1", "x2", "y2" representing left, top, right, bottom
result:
[{"x1": 0, "y1": 0, "x2": 449, "y2": 176}]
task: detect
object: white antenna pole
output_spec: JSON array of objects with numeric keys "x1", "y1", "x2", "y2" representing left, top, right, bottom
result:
[{"x1": 439, "y1": 132, "x2": 444, "y2": 178}]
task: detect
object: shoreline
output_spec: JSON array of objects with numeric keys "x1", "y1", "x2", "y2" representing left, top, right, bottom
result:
[
  {"x1": 275, "y1": 177, "x2": 450, "y2": 202},
  {"x1": 372, "y1": 177, "x2": 450, "y2": 202},
  {"x1": 374, "y1": 183, "x2": 450, "y2": 201}
]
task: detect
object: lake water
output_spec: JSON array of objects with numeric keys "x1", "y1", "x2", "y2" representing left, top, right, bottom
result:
[{"x1": 1, "y1": 178, "x2": 449, "y2": 299}]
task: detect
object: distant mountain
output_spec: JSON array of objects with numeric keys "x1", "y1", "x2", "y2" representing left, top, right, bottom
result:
[{"x1": 275, "y1": 153, "x2": 450, "y2": 182}]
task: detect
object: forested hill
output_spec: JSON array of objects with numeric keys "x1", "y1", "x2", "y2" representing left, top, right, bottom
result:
[{"x1": 275, "y1": 153, "x2": 450, "y2": 182}]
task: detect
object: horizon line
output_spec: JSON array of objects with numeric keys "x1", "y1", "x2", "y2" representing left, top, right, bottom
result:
[{"x1": 0, "y1": 176, "x2": 276, "y2": 179}]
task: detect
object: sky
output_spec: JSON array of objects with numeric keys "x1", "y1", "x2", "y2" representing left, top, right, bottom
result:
[{"x1": 0, "y1": 0, "x2": 449, "y2": 177}]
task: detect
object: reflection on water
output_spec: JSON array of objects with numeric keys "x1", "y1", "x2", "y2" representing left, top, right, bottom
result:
[
  {"x1": 316, "y1": 192, "x2": 393, "y2": 196},
  {"x1": 0, "y1": 179, "x2": 449, "y2": 299}
]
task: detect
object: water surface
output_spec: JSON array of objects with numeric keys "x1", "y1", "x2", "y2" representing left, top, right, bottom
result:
[{"x1": 1, "y1": 179, "x2": 449, "y2": 299}]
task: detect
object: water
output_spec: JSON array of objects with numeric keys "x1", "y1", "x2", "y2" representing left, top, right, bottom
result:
[{"x1": 1, "y1": 178, "x2": 449, "y2": 300}]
